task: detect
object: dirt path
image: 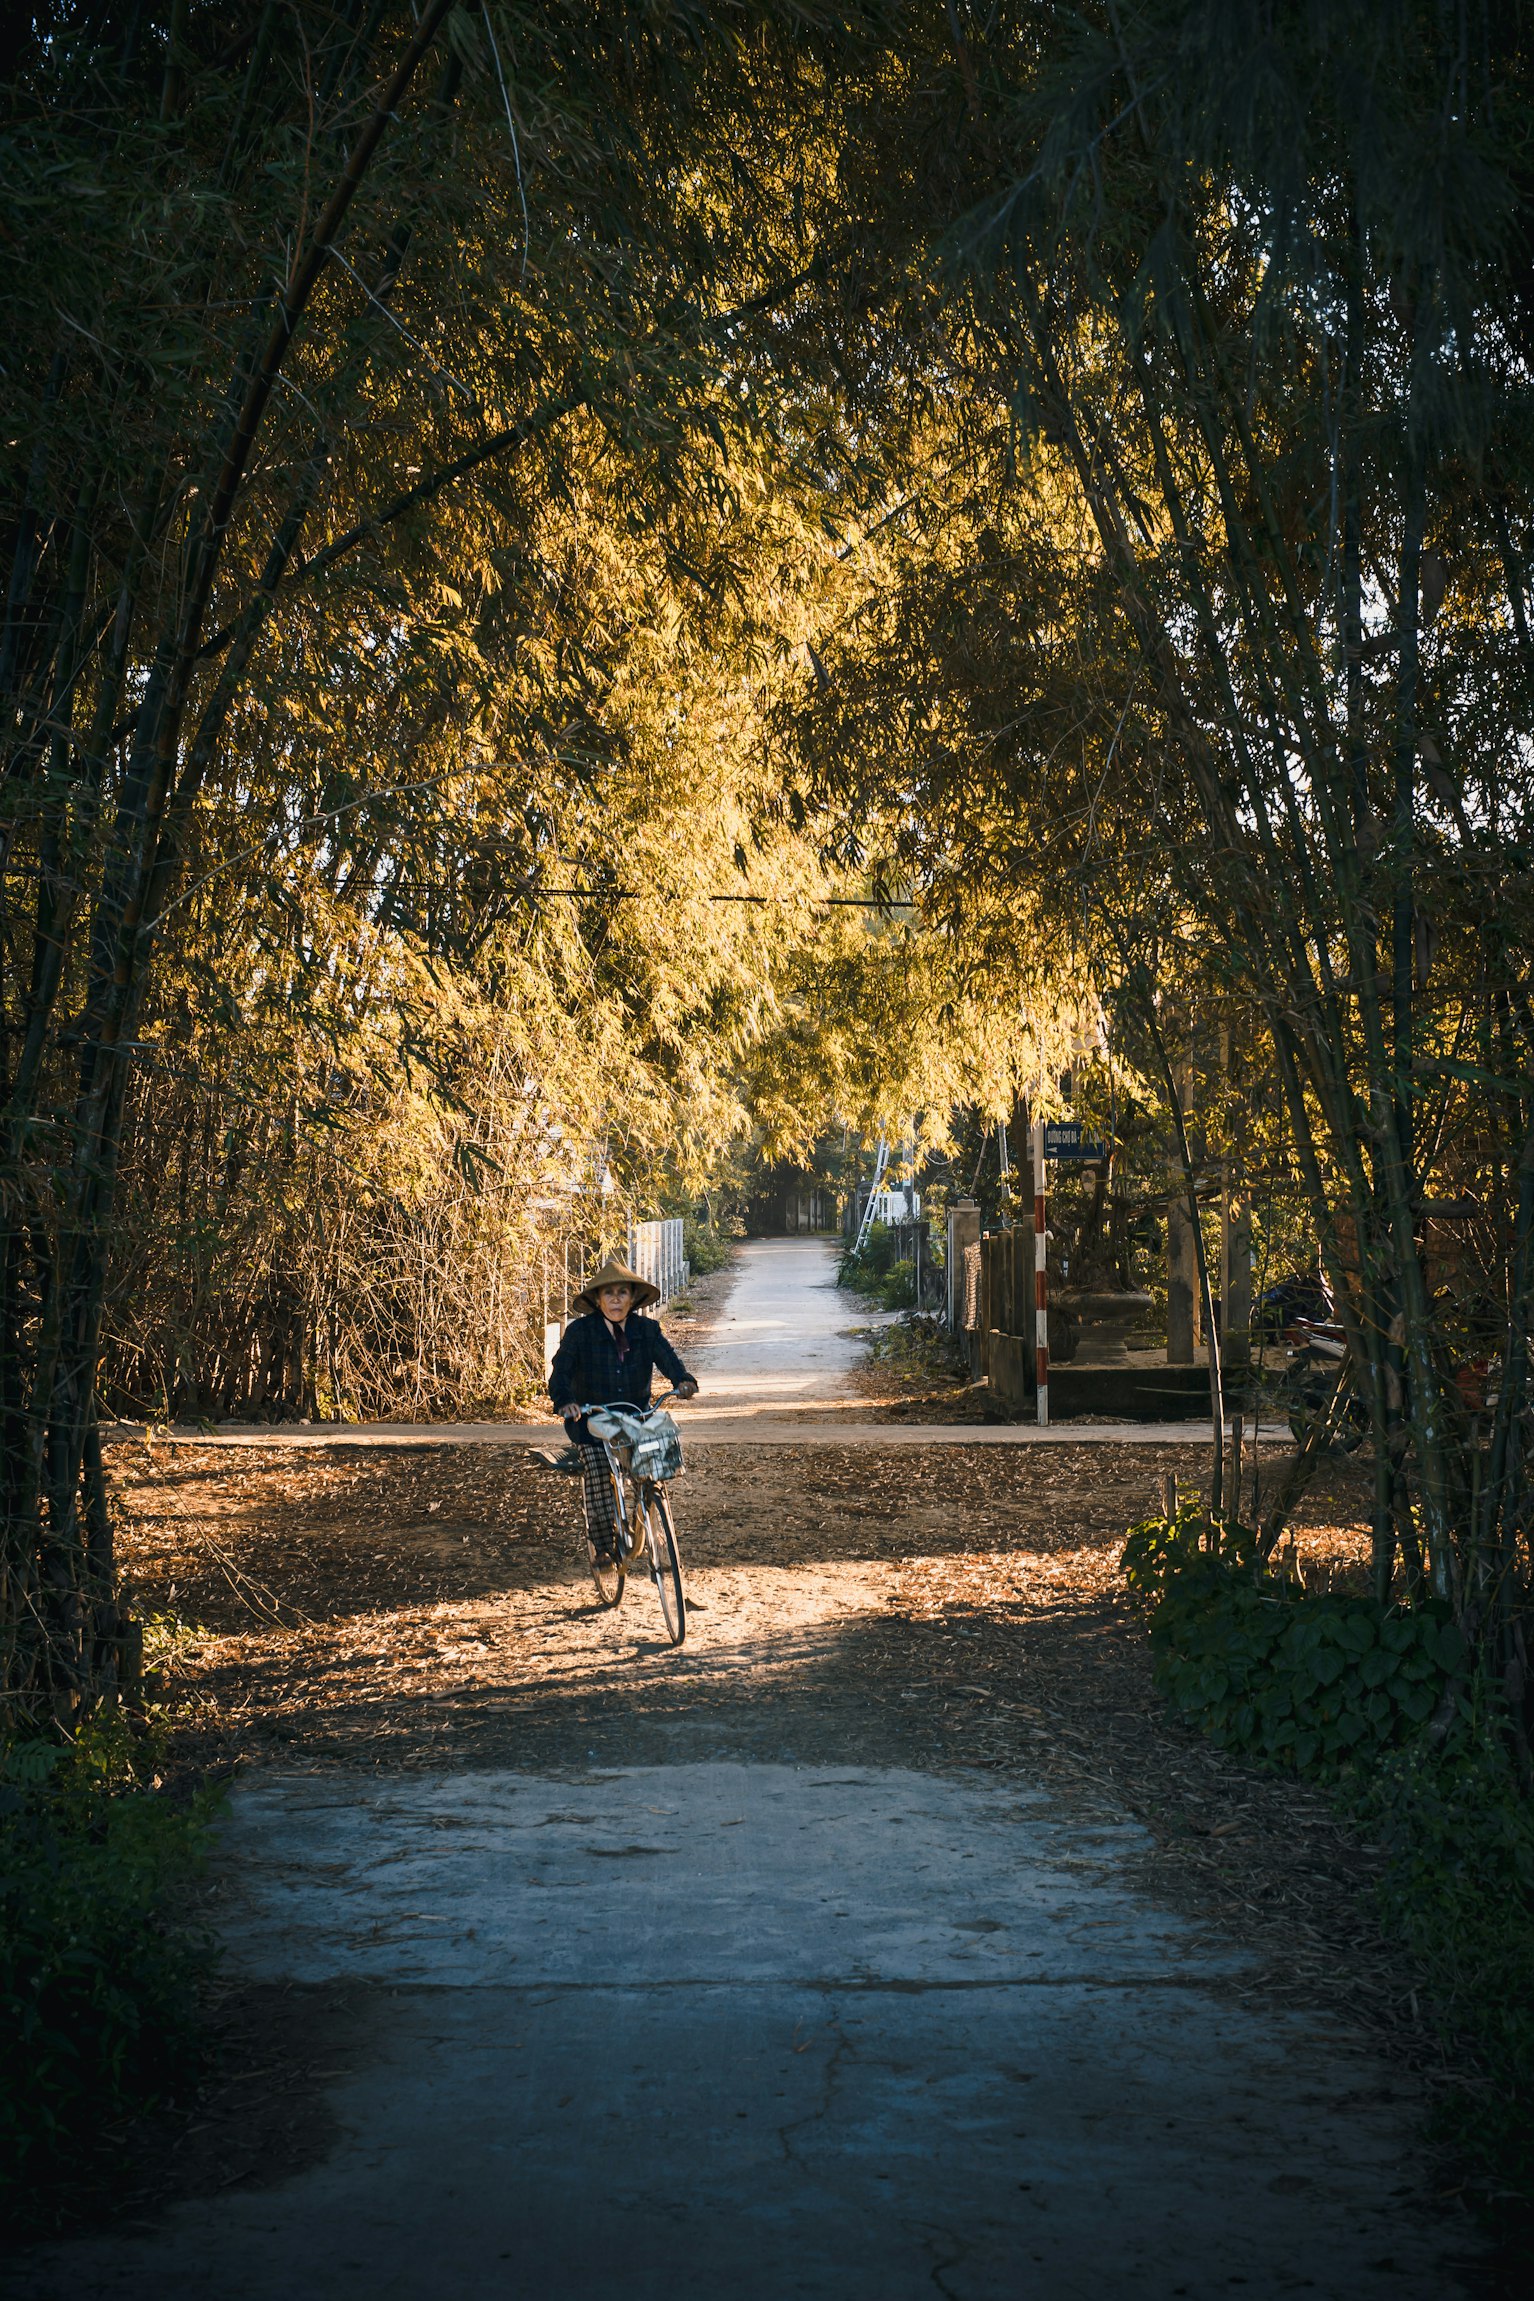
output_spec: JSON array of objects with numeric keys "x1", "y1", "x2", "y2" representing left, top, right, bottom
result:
[{"x1": 7, "y1": 1260, "x2": 1480, "y2": 2298}]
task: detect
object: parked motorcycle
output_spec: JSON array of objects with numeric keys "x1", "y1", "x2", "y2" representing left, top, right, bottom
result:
[
  {"x1": 1278, "y1": 1317, "x2": 1502, "y2": 1450},
  {"x1": 1277, "y1": 1316, "x2": 1369, "y2": 1450},
  {"x1": 1255, "y1": 1270, "x2": 1333, "y2": 1339}
]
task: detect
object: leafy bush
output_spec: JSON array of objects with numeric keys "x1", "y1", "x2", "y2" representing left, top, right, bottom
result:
[
  {"x1": 839, "y1": 1222, "x2": 920, "y2": 1308},
  {"x1": 0, "y1": 1721, "x2": 217, "y2": 2224},
  {"x1": 1122, "y1": 1500, "x2": 1534, "y2": 2214},
  {"x1": 1362, "y1": 1735, "x2": 1534, "y2": 2209},
  {"x1": 870, "y1": 1256, "x2": 917, "y2": 1309},
  {"x1": 682, "y1": 1215, "x2": 738, "y2": 1275},
  {"x1": 1122, "y1": 1503, "x2": 1467, "y2": 1772}
]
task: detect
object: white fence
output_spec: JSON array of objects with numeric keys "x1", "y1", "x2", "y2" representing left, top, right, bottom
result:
[
  {"x1": 868, "y1": 1186, "x2": 920, "y2": 1226},
  {"x1": 628, "y1": 1218, "x2": 688, "y2": 1308}
]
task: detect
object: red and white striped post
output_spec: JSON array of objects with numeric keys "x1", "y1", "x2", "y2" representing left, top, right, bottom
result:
[{"x1": 1031, "y1": 1117, "x2": 1049, "y2": 1426}]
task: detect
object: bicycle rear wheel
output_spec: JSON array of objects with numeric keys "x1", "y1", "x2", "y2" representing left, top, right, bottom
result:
[
  {"x1": 642, "y1": 1483, "x2": 686, "y2": 1645},
  {"x1": 582, "y1": 1459, "x2": 627, "y2": 1607}
]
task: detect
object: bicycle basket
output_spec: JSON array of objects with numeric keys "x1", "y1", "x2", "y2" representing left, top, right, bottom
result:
[{"x1": 627, "y1": 1409, "x2": 683, "y2": 1481}]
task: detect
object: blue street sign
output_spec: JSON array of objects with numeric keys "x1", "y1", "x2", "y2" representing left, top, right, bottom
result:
[{"x1": 1044, "y1": 1122, "x2": 1109, "y2": 1162}]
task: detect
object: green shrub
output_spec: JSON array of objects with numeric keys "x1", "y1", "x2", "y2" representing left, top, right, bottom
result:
[
  {"x1": 682, "y1": 1216, "x2": 737, "y2": 1275},
  {"x1": 0, "y1": 1720, "x2": 218, "y2": 2224},
  {"x1": 1122, "y1": 1500, "x2": 1534, "y2": 2214},
  {"x1": 1356, "y1": 1736, "x2": 1534, "y2": 2193},
  {"x1": 1122, "y1": 1503, "x2": 1468, "y2": 1773},
  {"x1": 871, "y1": 1256, "x2": 917, "y2": 1309},
  {"x1": 839, "y1": 1217, "x2": 896, "y2": 1282},
  {"x1": 839, "y1": 1223, "x2": 920, "y2": 1308}
]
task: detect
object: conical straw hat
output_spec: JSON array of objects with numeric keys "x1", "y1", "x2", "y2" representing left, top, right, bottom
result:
[{"x1": 570, "y1": 1258, "x2": 661, "y2": 1315}]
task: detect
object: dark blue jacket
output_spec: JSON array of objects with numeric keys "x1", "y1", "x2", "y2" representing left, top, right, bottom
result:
[{"x1": 548, "y1": 1310, "x2": 692, "y2": 1419}]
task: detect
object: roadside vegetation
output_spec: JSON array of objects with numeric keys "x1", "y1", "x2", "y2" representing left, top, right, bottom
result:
[
  {"x1": 838, "y1": 1220, "x2": 923, "y2": 1311},
  {"x1": 0, "y1": 1710, "x2": 218, "y2": 2233},
  {"x1": 1126, "y1": 1494, "x2": 1534, "y2": 2211},
  {"x1": 681, "y1": 1215, "x2": 743, "y2": 1280}
]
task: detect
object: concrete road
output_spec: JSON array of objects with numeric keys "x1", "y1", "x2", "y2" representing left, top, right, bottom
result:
[
  {"x1": 12, "y1": 1765, "x2": 1460, "y2": 2300},
  {"x1": 681, "y1": 1234, "x2": 895, "y2": 1418}
]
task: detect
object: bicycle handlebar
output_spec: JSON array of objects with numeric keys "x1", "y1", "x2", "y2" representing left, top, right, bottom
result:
[{"x1": 565, "y1": 1387, "x2": 694, "y2": 1417}]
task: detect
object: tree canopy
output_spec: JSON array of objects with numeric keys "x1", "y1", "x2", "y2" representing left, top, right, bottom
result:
[{"x1": 4, "y1": 3, "x2": 1534, "y2": 1733}]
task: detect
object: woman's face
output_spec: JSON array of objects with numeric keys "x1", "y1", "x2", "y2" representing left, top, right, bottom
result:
[{"x1": 597, "y1": 1282, "x2": 635, "y2": 1321}]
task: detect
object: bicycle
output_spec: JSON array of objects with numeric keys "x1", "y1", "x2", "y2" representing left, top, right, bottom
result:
[{"x1": 568, "y1": 1390, "x2": 688, "y2": 1644}]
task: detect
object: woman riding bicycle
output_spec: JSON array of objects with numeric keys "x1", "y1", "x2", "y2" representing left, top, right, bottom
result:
[{"x1": 548, "y1": 1259, "x2": 698, "y2": 1556}]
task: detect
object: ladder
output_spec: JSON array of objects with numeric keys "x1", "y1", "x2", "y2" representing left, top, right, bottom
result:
[{"x1": 852, "y1": 1136, "x2": 890, "y2": 1256}]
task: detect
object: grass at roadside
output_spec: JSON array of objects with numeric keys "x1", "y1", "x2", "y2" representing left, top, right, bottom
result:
[{"x1": 0, "y1": 1705, "x2": 220, "y2": 2234}]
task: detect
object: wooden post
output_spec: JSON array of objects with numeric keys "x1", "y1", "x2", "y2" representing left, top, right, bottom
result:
[
  {"x1": 1221, "y1": 1180, "x2": 1252, "y2": 1371},
  {"x1": 1032, "y1": 1117, "x2": 1049, "y2": 1426},
  {"x1": 947, "y1": 1200, "x2": 980, "y2": 1329},
  {"x1": 1167, "y1": 1062, "x2": 1200, "y2": 1364},
  {"x1": 1012, "y1": 1224, "x2": 1030, "y2": 1350}
]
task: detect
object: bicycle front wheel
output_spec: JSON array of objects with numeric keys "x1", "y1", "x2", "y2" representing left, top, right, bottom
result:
[{"x1": 641, "y1": 1483, "x2": 686, "y2": 1646}]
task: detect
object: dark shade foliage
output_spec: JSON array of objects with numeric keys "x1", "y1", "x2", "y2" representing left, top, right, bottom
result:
[
  {"x1": 0, "y1": 1725, "x2": 216, "y2": 2225},
  {"x1": 1124, "y1": 1499, "x2": 1534, "y2": 2211},
  {"x1": 1123, "y1": 1502, "x2": 1470, "y2": 1769}
]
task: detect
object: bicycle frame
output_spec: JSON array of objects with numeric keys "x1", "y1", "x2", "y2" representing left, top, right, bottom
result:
[
  {"x1": 568, "y1": 1391, "x2": 689, "y2": 1643},
  {"x1": 569, "y1": 1391, "x2": 686, "y2": 1552}
]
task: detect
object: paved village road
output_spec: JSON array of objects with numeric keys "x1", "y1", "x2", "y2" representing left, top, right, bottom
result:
[
  {"x1": 679, "y1": 1233, "x2": 897, "y2": 1417},
  {"x1": 9, "y1": 1244, "x2": 1471, "y2": 2301}
]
